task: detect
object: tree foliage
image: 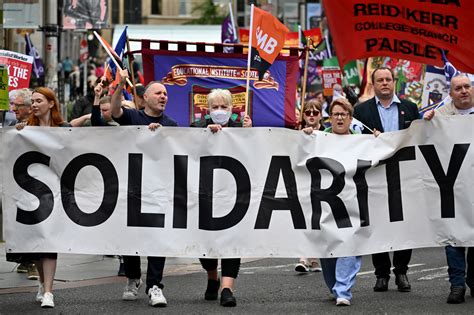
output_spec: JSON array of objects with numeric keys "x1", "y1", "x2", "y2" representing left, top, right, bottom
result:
[{"x1": 186, "y1": 0, "x2": 226, "y2": 25}]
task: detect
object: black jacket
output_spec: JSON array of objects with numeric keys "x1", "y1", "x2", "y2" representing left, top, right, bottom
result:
[{"x1": 353, "y1": 97, "x2": 419, "y2": 134}]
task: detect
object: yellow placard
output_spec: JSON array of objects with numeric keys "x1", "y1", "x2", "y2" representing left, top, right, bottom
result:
[{"x1": 0, "y1": 67, "x2": 9, "y2": 111}]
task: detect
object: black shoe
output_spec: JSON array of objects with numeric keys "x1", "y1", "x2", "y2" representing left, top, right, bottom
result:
[
  {"x1": 220, "y1": 288, "x2": 236, "y2": 307},
  {"x1": 117, "y1": 262, "x2": 126, "y2": 277},
  {"x1": 471, "y1": 287, "x2": 473, "y2": 298},
  {"x1": 447, "y1": 287, "x2": 465, "y2": 304},
  {"x1": 204, "y1": 279, "x2": 220, "y2": 301},
  {"x1": 395, "y1": 274, "x2": 411, "y2": 292},
  {"x1": 373, "y1": 277, "x2": 389, "y2": 292}
]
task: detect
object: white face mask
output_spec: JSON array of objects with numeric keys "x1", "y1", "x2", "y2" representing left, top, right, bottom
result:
[{"x1": 210, "y1": 109, "x2": 231, "y2": 125}]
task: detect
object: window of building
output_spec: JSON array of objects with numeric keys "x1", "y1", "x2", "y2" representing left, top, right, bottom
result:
[
  {"x1": 179, "y1": 0, "x2": 192, "y2": 16},
  {"x1": 112, "y1": 0, "x2": 120, "y2": 24},
  {"x1": 124, "y1": 0, "x2": 142, "y2": 24},
  {"x1": 151, "y1": 0, "x2": 162, "y2": 15}
]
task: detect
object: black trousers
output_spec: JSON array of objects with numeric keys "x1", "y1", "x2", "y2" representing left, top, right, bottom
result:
[
  {"x1": 200, "y1": 258, "x2": 241, "y2": 279},
  {"x1": 123, "y1": 256, "x2": 166, "y2": 293},
  {"x1": 372, "y1": 249, "x2": 412, "y2": 279}
]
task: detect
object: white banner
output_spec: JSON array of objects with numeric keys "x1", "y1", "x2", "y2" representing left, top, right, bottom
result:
[{"x1": 1, "y1": 116, "x2": 473, "y2": 258}]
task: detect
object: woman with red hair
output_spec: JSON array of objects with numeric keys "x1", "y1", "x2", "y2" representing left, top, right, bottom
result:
[
  {"x1": 16, "y1": 87, "x2": 70, "y2": 308},
  {"x1": 26, "y1": 87, "x2": 69, "y2": 127}
]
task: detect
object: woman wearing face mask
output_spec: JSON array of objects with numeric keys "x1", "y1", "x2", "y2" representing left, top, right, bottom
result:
[
  {"x1": 190, "y1": 89, "x2": 251, "y2": 307},
  {"x1": 15, "y1": 87, "x2": 71, "y2": 309},
  {"x1": 319, "y1": 98, "x2": 362, "y2": 307}
]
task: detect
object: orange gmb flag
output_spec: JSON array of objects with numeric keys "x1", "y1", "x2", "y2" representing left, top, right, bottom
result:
[{"x1": 250, "y1": 6, "x2": 289, "y2": 80}]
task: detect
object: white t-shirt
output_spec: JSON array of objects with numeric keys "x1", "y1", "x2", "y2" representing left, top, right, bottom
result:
[{"x1": 457, "y1": 107, "x2": 474, "y2": 115}]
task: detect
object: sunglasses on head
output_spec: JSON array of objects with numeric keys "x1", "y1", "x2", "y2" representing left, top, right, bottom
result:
[{"x1": 304, "y1": 109, "x2": 320, "y2": 116}]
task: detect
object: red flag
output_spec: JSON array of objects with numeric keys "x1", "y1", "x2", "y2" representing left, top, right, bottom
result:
[
  {"x1": 323, "y1": 0, "x2": 474, "y2": 74},
  {"x1": 250, "y1": 7, "x2": 289, "y2": 80}
]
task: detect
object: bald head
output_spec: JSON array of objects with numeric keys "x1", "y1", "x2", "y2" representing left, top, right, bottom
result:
[
  {"x1": 449, "y1": 75, "x2": 473, "y2": 110},
  {"x1": 143, "y1": 81, "x2": 168, "y2": 117}
]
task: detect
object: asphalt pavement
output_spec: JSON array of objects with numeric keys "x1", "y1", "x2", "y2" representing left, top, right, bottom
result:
[{"x1": 0, "y1": 245, "x2": 472, "y2": 314}]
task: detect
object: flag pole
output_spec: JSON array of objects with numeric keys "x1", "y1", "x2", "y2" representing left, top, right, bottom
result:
[
  {"x1": 126, "y1": 35, "x2": 139, "y2": 110},
  {"x1": 93, "y1": 31, "x2": 133, "y2": 87},
  {"x1": 244, "y1": 3, "x2": 254, "y2": 116},
  {"x1": 229, "y1": 2, "x2": 237, "y2": 43},
  {"x1": 300, "y1": 37, "x2": 311, "y2": 120}
]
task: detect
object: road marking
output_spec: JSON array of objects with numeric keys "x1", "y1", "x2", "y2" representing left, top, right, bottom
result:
[
  {"x1": 240, "y1": 263, "x2": 295, "y2": 271},
  {"x1": 415, "y1": 267, "x2": 448, "y2": 280},
  {"x1": 357, "y1": 263, "x2": 425, "y2": 276}
]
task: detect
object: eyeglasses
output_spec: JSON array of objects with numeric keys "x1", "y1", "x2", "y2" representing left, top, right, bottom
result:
[
  {"x1": 331, "y1": 112, "x2": 349, "y2": 119},
  {"x1": 13, "y1": 103, "x2": 27, "y2": 110},
  {"x1": 304, "y1": 110, "x2": 320, "y2": 116}
]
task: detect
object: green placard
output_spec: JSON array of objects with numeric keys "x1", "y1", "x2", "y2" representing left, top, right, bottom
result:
[
  {"x1": 0, "y1": 67, "x2": 9, "y2": 111},
  {"x1": 322, "y1": 56, "x2": 339, "y2": 68},
  {"x1": 343, "y1": 61, "x2": 360, "y2": 86}
]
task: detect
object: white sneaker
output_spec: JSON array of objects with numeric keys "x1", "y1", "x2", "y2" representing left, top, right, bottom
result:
[
  {"x1": 36, "y1": 282, "x2": 44, "y2": 303},
  {"x1": 122, "y1": 278, "x2": 143, "y2": 301},
  {"x1": 41, "y1": 292, "x2": 55, "y2": 308},
  {"x1": 309, "y1": 261, "x2": 322, "y2": 272},
  {"x1": 148, "y1": 285, "x2": 167, "y2": 307},
  {"x1": 336, "y1": 297, "x2": 351, "y2": 306},
  {"x1": 295, "y1": 262, "x2": 309, "y2": 273}
]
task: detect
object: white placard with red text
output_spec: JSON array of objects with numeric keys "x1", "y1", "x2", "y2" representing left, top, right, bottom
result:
[{"x1": 0, "y1": 50, "x2": 34, "y2": 91}]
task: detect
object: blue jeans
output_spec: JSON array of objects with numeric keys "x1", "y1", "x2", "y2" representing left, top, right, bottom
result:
[
  {"x1": 445, "y1": 246, "x2": 473, "y2": 289},
  {"x1": 320, "y1": 256, "x2": 362, "y2": 301}
]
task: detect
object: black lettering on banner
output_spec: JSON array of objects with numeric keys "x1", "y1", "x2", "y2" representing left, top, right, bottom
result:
[
  {"x1": 306, "y1": 157, "x2": 352, "y2": 230},
  {"x1": 255, "y1": 156, "x2": 305, "y2": 229},
  {"x1": 399, "y1": 40, "x2": 412, "y2": 55},
  {"x1": 61, "y1": 153, "x2": 118, "y2": 227},
  {"x1": 127, "y1": 153, "x2": 164, "y2": 227},
  {"x1": 173, "y1": 155, "x2": 188, "y2": 228},
  {"x1": 354, "y1": 160, "x2": 372, "y2": 227},
  {"x1": 353, "y1": 3, "x2": 367, "y2": 16},
  {"x1": 418, "y1": 0, "x2": 460, "y2": 7},
  {"x1": 365, "y1": 38, "x2": 438, "y2": 59},
  {"x1": 366, "y1": 38, "x2": 378, "y2": 52},
  {"x1": 419, "y1": 144, "x2": 470, "y2": 218},
  {"x1": 379, "y1": 146, "x2": 416, "y2": 222},
  {"x1": 199, "y1": 156, "x2": 250, "y2": 231},
  {"x1": 13, "y1": 151, "x2": 54, "y2": 225}
]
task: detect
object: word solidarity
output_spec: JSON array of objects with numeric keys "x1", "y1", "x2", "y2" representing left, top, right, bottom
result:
[
  {"x1": 2, "y1": 119, "x2": 473, "y2": 258},
  {"x1": 12, "y1": 144, "x2": 469, "y2": 229}
]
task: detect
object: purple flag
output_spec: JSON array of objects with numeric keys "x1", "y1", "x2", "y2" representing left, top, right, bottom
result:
[
  {"x1": 25, "y1": 33, "x2": 44, "y2": 78},
  {"x1": 221, "y1": 14, "x2": 237, "y2": 53}
]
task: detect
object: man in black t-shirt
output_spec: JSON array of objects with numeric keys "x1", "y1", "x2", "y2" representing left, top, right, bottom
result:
[
  {"x1": 111, "y1": 69, "x2": 176, "y2": 308},
  {"x1": 112, "y1": 69, "x2": 177, "y2": 127}
]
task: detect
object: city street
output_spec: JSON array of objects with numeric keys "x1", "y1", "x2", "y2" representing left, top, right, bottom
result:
[
  {"x1": 0, "y1": 247, "x2": 472, "y2": 314},
  {"x1": 1, "y1": 1, "x2": 474, "y2": 314}
]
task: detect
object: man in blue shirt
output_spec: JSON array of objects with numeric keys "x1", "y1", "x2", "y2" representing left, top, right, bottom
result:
[{"x1": 353, "y1": 67, "x2": 419, "y2": 294}]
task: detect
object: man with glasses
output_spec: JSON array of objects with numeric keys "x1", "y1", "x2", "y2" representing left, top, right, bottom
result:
[
  {"x1": 10, "y1": 89, "x2": 32, "y2": 125},
  {"x1": 423, "y1": 74, "x2": 473, "y2": 304},
  {"x1": 353, "y1": 67, "x2": 419, "y2": 293},
  {"x1": 4, "y1": 88, "x2": 39, "y2": 280}
]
